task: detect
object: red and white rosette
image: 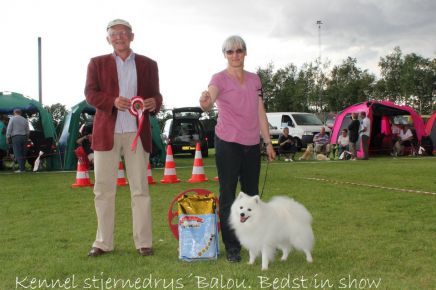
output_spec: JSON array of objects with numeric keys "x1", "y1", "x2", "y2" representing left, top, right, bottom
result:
[{"x1": 129, "y1": 96, "x2": 145, "y2": 151}]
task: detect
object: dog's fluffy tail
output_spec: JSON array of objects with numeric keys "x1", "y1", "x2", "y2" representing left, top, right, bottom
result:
[{"x1": 269, "y1": 196, "x2": 312, "y2": 225}]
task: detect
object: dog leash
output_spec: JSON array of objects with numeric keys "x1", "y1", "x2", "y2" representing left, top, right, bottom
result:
[{"x1": 259, "y1": 159, "x2": 270, "y2": 198}]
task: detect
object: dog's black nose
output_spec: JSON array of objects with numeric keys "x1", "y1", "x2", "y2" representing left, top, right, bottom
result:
[{"x1": 240, "y1": 213, "x2": 245, "y2": 217}]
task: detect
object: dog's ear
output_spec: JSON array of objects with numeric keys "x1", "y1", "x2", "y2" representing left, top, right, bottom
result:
[
  {"x1": 237, "y1": 192, "x2": 246, "y2": 199},
  {"x1": 253, "y1": 195, "x2": 260, "y2": 204}
]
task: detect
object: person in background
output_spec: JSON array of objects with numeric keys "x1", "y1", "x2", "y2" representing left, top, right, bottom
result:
[
  {"x1": 6, "y1": 109, "x2": 29, "y2": 173},
  {"x1": 278, "y1": 127, "x2": 297, "y2": 161},
  {"x1": 84, "y1": 19, "x2": 162, "y2": 257},
  {"x1": 393, "y1": 124, "x2": 414, "y2": 156},
  {"x1": 313, "y1": 127, "x2": 330, "y2": 156},
  {"x1": 337, "y1": 128, "x2": 350, "y2": 159},
  {"x1": 390, "y1": 118, "x2": 401, "y2": 155},
  {"x1": 347, "y1": 112, "x2": 360, "y2": 160},
  {"x1": 0, "y1": 115, "x2": 8, "y2": 170},
  {"x1": 359, "y1": 111, "x2": 370, "y2": 160},
  {"x1": 75, "y1": 123, "x2": 94, "y2": 169},
  {"x1": 199, "y1": 35, "x2": 275, "y2": 263}
]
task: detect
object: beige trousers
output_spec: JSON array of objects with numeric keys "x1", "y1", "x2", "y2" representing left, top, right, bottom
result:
[{"x1": 92, "y1": 133, "x2": 151, "y2": 251}]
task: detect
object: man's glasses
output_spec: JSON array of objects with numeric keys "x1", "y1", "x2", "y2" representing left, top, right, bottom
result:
[
  {"x1": 225, "y1": 48, "x2": 244, "y2": 55},
  {"x1": 108, "y1": 31, "x2": 131, "y2": 38}
]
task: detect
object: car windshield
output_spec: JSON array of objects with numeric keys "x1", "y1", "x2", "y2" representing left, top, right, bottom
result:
[
  {"x1": 292, "y1": 114, "x2": 323, "y2": 125},
  {"x1": 173, "y1": 111, "x2": 201, "y2": 119}
]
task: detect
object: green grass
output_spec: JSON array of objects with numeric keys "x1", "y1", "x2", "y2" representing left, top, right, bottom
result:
[{"x1": 0, "y1": 154, "x2": 435, "y2": 290}]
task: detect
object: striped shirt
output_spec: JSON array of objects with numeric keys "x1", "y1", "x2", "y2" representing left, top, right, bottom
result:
[{"x1": 114, "y1": 51, "x2": 138, "y2": 134}]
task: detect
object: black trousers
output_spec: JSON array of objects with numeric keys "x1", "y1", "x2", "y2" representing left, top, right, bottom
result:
[{"x1": 215, "y1": 136, "x2": 261, "y2": 252}]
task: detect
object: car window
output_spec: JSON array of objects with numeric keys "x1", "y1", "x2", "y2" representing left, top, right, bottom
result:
[{"x1": 292, "y1": 114, "x2": 323, "y2": 125}]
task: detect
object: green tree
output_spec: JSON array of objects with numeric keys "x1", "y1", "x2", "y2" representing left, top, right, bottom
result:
[
  {"x1": 256, "y1": 63, "x2": 275, "y2": 111},
  {"x1": 378, "y1": 47, "x2": 404, "y2": 103},
  {"x1": 401, "y1": 53, "x2": 436, "y2": 113},
  {"x1": 325, "y1": 57, "x2": 375, "y2": 112},
  {"x1": 44, "y1": 103, "x2": 67, "y2": 137}
]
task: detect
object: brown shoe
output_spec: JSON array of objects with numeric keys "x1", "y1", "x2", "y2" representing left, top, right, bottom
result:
[
  {"x1": 138, "y1": 247, "x2": 153, "y2": 256},
  {"x1": 88, "y1": 247, "x2": 107, "y2": 257}
]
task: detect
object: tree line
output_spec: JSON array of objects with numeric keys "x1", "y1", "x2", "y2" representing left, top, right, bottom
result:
[
  {"x1": 44, "y1": 46, "x2": 435, "y2": 135},
  {"x1": 257, "y1": 47, "x2": 436, "y2": 118}
]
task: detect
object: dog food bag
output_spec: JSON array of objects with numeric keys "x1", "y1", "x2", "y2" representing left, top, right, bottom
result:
[{"x1": 177, "y1": 193, "x2": 219, "y2": 261}]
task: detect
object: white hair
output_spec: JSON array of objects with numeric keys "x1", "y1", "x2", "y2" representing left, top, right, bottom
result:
[{"x1": 222, "y1": 35, "x2": 247, "y2": 54}]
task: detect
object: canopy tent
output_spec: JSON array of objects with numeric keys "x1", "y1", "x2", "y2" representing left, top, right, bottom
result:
[
  {"x1": 59, "y1": 100, "x2": 166, "y2": 170},
  {"x1": 0, "y1": 91, "x2": 61, "y2": 170},
  {"x1": 330, "y1": 101, "x2": 427, "y2": 158},
  {"x1": 425, "y1": 112, "x2": 436, "y2": 153}
]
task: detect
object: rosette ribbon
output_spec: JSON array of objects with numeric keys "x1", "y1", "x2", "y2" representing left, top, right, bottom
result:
[{"x1": 129, "y1": 96, "x2": 145, "y2": 151}]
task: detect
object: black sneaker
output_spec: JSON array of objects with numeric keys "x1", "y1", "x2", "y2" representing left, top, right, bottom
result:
[{"x1": 226, "y1": 250, "x2": 241, "y2": 263}]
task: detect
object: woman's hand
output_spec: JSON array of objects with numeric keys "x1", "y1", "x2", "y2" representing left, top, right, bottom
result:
[
  {"x1": 266, "y1": 143, "x2": 276, "y2": 161},
  {"x1": 199, "y1": 91, "x2": 212, "y2": 111}
]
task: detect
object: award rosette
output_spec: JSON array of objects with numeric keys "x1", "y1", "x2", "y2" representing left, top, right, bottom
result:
[{"x1": 129, "y1": 96, "x2": 145, "y2": 151}]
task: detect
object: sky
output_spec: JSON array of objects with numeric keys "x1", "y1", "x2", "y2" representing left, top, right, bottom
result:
[{"x1": 1, "y1": 0, "x2": 435, "y2": 111}]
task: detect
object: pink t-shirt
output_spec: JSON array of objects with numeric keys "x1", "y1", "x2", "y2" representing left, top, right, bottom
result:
[{"x1": 209, "y1": 70, "x2": 262, "y2": 146}]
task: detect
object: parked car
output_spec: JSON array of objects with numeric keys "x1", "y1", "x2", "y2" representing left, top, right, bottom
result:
[
  {"x1": 266, "y1": 112, "x2": 330, "y2": 149},
  {"x1": 268, "y1": 123, "x2": 282, "y2": 152},
  {"x1": 162, "y1": 107, "x2": 209, "y2": 157}
]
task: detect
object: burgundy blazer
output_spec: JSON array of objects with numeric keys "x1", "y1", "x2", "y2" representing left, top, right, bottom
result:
[{"x1": 84, "y1": 53, "x2": 162, "y2": 153}]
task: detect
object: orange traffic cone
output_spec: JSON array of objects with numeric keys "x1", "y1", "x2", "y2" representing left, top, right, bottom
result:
[
  {"x1": 117, "y1": 160, "x2": 128, "y2": 186},
  {"x1": 147, "y1": 163, "x2": 156, "y2": 185},
  {"x1": 72, "y1": 159, "x2": 93, "y2": 188},
  {"x1": 188, "y1": 143, "x2": 208, "y2": 183},
  {"x1": 160, "y1": 145, "x2": 180, "y2": 184}
]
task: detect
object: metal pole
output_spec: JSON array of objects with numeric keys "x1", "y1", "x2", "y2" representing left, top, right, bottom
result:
[
  {"x1": 38, "y1": 37, "x2": 42, "y2": 104},
  {"x1": 316, "y1": 20, "x2": 323, "y2": 61},
  {"x1": 316, "y1": 20, "x2": 323, "y2": 113}
]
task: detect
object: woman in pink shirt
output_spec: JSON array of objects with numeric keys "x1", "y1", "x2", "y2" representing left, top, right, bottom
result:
[{"x1": 199, "y1": 35, "x2": 275, "y2": 263}]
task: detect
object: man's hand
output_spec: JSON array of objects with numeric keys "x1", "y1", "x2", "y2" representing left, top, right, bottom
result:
[
  {"x1": 114, "y1": 96, "x2": 131, "y2": 111},
  {"x1": 143, "y1": 98, "x2": 157, "y2": 112}
]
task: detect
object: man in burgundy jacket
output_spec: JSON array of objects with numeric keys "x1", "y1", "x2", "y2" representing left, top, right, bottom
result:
[{"x1": 85, "y1": 19, "x2": 162, "y2": 257}]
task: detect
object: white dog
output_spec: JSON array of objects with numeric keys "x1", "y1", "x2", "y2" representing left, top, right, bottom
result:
[{"x1": 230, "y1": 192, "x2": 314, "y2": 270}]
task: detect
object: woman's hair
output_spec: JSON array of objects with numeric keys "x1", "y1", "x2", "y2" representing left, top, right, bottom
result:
[{"x1": 222, "y1": 35, "x2": 247, "y2": 54}]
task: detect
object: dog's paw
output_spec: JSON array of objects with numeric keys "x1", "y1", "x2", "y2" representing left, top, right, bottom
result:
[{"x1": 306, "y1": 255, "x2": 313, "y2": 263}]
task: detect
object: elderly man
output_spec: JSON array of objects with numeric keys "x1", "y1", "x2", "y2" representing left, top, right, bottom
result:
[
  {"x1": 6, "y1": 109, "x2": 29, "y2": 173},
  {"x1": 85, "y1": 19, "x2": 162, "y2": 257},
  {"x1": 313, "y1": 127, "x2": 330, "y2": 156}
]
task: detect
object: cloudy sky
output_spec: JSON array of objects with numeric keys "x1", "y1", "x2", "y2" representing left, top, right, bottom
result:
[{"x1": 1, "y1": 0, "x2": 435, "y2": 110}]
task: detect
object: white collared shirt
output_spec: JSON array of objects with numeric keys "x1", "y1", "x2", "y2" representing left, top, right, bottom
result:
[{"x1": 114, "y1": 51, "x2": 138, "y2": 133}]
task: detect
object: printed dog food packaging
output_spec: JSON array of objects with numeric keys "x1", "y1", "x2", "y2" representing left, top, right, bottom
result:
[{"x1": 177, "y1": 193, "x2": 219, "y2": 261}]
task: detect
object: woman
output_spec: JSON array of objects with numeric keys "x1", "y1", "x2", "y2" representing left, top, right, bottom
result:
[
  {"x1": 199, "y1": 35, "x2": 275, "y2": 263},
  {"x1": 337, "y1": 128, "x2": 350, "y2": 159}
]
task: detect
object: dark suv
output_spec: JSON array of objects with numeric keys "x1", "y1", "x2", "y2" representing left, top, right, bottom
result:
[{"x1": 162, "y1": 107, "x2": 209, "y2": 157}]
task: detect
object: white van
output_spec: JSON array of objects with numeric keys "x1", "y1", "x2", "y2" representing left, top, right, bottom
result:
[{"x1": 266, "y1": 112, "x2": 331, "y2": 148}]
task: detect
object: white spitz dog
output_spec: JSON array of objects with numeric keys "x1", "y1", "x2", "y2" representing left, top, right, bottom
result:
[{"x1": 230, "y1": 192, "x2": 314, "y2": 270}]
